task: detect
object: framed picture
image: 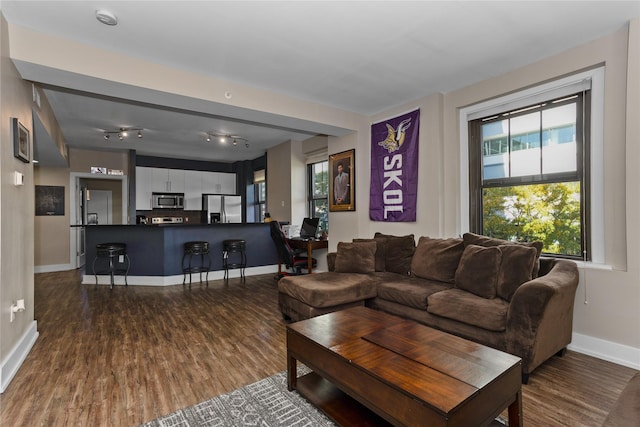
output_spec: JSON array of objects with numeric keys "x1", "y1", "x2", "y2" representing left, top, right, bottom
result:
[
  {"x1": 329, "y1": 149, "x2": 355, "y2": 212},
  {"x1": 12, "y1": 118, "x2": 30, "y2": 163},
  {"x1": 35, "y1": 185, "x2": 65, "y2": 216}
]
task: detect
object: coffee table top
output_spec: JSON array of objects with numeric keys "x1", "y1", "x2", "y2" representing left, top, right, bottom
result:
[{"x1": 287, "y1": 306, "x2": 521, "y2": 415}]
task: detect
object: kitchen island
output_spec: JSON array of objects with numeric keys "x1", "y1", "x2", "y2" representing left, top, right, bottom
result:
[{"x1": 84, "y1": 223, "x2": 279, "y2": 286}]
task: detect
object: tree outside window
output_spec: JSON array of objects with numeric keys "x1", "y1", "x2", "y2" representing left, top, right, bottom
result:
[
  {"x1": 469, "y1": 93, "x2": 589, "y2": 259},
  {"x1": 308, "y1": 161, "x2": 329, "y2": 234}
]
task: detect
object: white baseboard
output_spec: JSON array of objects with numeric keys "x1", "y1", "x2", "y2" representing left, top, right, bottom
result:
[
  {"x1": 569, "y1": 332, "x2": 640, "y2": 370},
  {"x1": 35, "y1": 263, "x2": 74, "y2": 273},
  {"x1": 81, "y1": 265, "x2": 280, "y2": 286},
  {"x1": 0, "y1": 321, "x2": 39, "y2": 393}
]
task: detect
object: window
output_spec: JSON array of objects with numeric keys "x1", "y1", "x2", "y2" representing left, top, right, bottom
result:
[
  {"x1": 307, "y1": 161, "x2": 329, "y2": 233},
  {"x1": 468, "y1": 92, "x2": 590, "y2": 259},
  {"x1": 253, "y1": 169, "x2": 266, "y2": 221}
]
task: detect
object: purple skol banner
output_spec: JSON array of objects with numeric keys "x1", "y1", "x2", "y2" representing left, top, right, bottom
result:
[{"x1": 370, "y1": 109, "x2": 419, "y2": 222}]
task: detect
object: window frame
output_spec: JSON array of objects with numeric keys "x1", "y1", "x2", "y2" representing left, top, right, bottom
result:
[
  {"x1": 468, "y1": 92, "x2": 590, "y2": 259},
  {"x1": 459, "y1": 67, "x2": 605, "y2": 264},
  {"x1": 253, "y1": 171, "x2": 266, "y2": 222},
  {"x1": 307, "y1": 160, "x2": 329, "y2": 232}
]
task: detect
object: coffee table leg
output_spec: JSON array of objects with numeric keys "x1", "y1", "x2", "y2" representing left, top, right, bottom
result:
[
  {"x1": 508, "y1": 389, "x2": 523, "y2": 427},
  {"x1": 287, "y1": 351, "x2": 297, "y2": 391}
]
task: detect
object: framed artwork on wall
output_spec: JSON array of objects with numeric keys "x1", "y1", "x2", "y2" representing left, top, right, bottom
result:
[
  {"x1": 35, "y1": 185, "x2": 65, "y2": 216},
  {"x1": 329, "y1": 149, "x2": 355, "y2": 212},
  {"x1": 12, "y1": 118, "x2": 30, "y2": 163}
]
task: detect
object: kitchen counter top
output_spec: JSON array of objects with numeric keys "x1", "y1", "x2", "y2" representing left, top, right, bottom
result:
[{"x1": 84, "y1": 222, "x2": 278, "y2": 285}]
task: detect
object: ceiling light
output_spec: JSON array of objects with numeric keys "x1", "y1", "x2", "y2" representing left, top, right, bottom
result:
[
  {"x1": 205, "y1": 132, "x2": 249, "y2": 148},
  {"x1": 103, "y1": 127, "x2": 143, "y2": 141},
  {"x1": 96, "y1": 9, "x2": 118, "y2": 26}
]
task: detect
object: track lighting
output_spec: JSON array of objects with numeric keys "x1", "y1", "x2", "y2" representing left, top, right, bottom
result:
[
  {"x1": 205, "y1": 132, "x2": 249, "y2": 148},
  {"x1": 103, "y1": 127, "x2": 143, "y2": 141}
]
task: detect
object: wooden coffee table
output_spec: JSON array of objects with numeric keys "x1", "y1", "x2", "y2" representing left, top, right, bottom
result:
[{"x1": 287, "y1": 306, "x2": 522, "y2": 426}]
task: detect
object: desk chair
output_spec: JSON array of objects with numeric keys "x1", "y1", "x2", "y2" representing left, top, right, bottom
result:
[{"x1": 269, "y1": 221, "x2": 317, "y2": 279}]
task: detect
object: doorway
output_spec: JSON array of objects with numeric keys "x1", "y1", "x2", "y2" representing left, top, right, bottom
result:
[{"x1": 70, "y1": 173, "x2": 128, "y2": 269}]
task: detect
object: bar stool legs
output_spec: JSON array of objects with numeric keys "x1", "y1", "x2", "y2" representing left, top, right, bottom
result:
[
  {"x1": 92, "y1": 243, "x2": 129, "y2": 289},
  {"x1": 182, "y1": 241, "x2": 211, "y2": 288},
  {"x1": 223, "y1": 239, "x2": 247, "y2": 284}
]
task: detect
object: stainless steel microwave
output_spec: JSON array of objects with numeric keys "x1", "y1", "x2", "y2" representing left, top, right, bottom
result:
[{"x1": 152, "y1": 193, "x2": 184, "y2": 209}]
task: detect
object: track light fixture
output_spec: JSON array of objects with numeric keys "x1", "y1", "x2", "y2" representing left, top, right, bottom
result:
[
  {"x1": 103, "y1": 127, "x2": 143, "y2": 141},
  {"x1": 205, "y1": 132, "x2": 249, "y2": 148}
]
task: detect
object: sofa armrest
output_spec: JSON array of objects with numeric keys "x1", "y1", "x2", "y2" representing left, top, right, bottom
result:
[
  {"x1": 506, "y1": 259, "x2": 579, "y2": 375},
  {"x1": 327, "y1": 252, "x2": 337, "y2": 272}
]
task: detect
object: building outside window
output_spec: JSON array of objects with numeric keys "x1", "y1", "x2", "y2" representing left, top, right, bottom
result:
[
  {"x1": 468, "y1": 91, "x2": 590, "y2": 259},
  {"x1": 253, "y1": 169, "x2": 266, "y2": 221},
  {"x1": 308, "y1": 160, "x2": 329, "y2": 233}
]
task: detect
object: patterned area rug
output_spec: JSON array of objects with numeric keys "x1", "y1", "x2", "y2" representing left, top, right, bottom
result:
[
  {"x1": 142, "y1": 368, "x2": 508, "y2": 427},
  {"x1": 141, "y1": 368, "x2": 335, "y2": 427}
]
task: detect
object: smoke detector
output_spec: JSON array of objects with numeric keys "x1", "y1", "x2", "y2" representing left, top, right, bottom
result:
[{"x1": 96, "y1": 9, "x2": 118, "y2": 26}]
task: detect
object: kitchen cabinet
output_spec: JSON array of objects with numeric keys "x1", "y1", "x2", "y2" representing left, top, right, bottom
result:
[
  {"x1": 136, "y1": 167, "x2": 237, "y2": 211},
  {"x1": 135, "y1": 167, "x2": 154, "y2": 210},
  {"x1": 183, "y1": 170, "x2": 203, "y2": 210},
  {"x1": 152, "y1": 168, "x2": 184, "y2": 193},
  {"x1": 219, "y1": 173, "x2": 236, "y2": 194},
  {"x1": 201, "y1": 172, "x2": 236, "y2": 194}
]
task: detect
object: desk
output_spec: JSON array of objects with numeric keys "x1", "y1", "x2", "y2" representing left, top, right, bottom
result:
[{"x1": 287, "y1": 238, "x2": 328, "y2": 274}]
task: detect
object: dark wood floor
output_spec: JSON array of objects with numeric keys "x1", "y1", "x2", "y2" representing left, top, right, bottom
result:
[{"x1": 0, "y1": 270, "x2": 637, "y2": 426}]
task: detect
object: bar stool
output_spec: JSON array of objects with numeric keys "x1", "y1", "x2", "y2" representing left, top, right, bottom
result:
[
  {"x1": 222, "y1": 239, "x2": 247, "y2": 284},
  {"x1": 182, "y1": 241, "x2": 211, "y2": 288},
  {"x1": 93, "y1": 243, "x2": 130, "y2": 289}
]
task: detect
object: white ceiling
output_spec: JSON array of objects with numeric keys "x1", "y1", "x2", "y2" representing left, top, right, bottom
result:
[{"x1": 1, "y1": 1, "x2": 638, "y2": 165}]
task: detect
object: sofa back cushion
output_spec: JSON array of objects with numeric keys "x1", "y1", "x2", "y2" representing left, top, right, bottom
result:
[
  {"x1": 334, "y1": 241, "x2": 377, "y2": 274},
  {"x1": 463, "y1": 232, "x2": 543, "y2": 277},
  {"x1": 352, "y1": 238, "x2": 386, "y2": 271},
  {"x1": 496, "y1": 244, "x2": 538, "y2": 301},
  {"x1": 373, "y1": 233, "x2": 416, "y2": 276},
  {"x1": 411, "y1": 236, "x2": 464, "y2": 283},
  {"x1": 455, "y1": 244, "x2": 502, "y2": 299}
]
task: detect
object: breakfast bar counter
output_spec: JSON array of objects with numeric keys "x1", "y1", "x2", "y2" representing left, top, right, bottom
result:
[{"x1": 84, "y1": 223, "x2": 278, "y2": 285}]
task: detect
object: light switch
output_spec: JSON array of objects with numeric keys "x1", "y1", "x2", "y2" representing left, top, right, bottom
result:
[{"x1": 14, "y1": 171, "x2": 24, "y2": 186}]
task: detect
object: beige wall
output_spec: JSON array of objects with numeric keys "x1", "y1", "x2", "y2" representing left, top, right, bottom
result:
[
  {"x1": 352, "y1": 22, "x2": 639, "y2": 355},
  {"x1": 34, "y1": 167, "x2": 70, "y2": 267},
  {"x1": 69, "y1": 148, "x2": 128, "y2": 174},
  {"x1": 2, "y1": 10, "x2": 638, "y2": 388},
  {"x1": 0, "y1": 13, "x2": 36, "y2": 388},
  {"x1": 440, "y1": 23, "x2": 639, "y2": 353}
]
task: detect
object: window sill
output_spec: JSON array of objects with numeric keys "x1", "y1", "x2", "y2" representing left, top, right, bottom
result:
[{"x1": 573, "y1": 261, "x2": 613, "y2": 271}]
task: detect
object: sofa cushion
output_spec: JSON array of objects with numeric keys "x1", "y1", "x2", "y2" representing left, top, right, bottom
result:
[
  {"x1": 334, "y1": 241, "x2": 377, "y2": 274},
  {"x1": 352, "y1": 238, "x2": 386, "y2": 272},
  {"x1": 373, "y1": 233, "x2": 415, "y2": 276},
  {"x1": 497, "y1": 244, "x2": 538, "y2": 301},
  {"x1": 411, "y1": 236, "x2": 464, "y2": 283},
  {"x1": 278, "y1": 272, "x2": 379, "y2": 308},
  {"x1": 455, "y1": 244, "x2": 502, "y2": 299},
  {"x1": 427, "y1": 288, "x2": 509, "y2": 332},
  {"x1": 463, "y1": 232, "x2": 543, "y2": 277},
  {"x1": 376, "y1": 275, "x2": 452, "y2": 310}
]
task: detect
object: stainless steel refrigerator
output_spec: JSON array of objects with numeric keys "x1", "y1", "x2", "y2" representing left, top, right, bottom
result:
[{"x1": 202, "y1": 194, "x2": 243, "y2": 223}]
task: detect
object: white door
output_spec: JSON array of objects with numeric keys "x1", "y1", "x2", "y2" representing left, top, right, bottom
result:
[{"x1": 87, "y1": 190, "x2": 113, "y2": 225}]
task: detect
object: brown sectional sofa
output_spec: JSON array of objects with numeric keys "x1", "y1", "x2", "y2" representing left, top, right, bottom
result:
[{"x1": 278, "y1": 232, "x2": 580, "y2": 382}]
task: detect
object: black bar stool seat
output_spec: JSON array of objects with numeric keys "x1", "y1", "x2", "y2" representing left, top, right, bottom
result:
[
  {"x1": 223, "y1": 239, "x2": 247, "y2": 284},
  {"x1": 182, "y1": 241, "x2": 211, "y2": 287},
  {"x1": 93, "y1": 242, "x2": 129, "y2": 289}
]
